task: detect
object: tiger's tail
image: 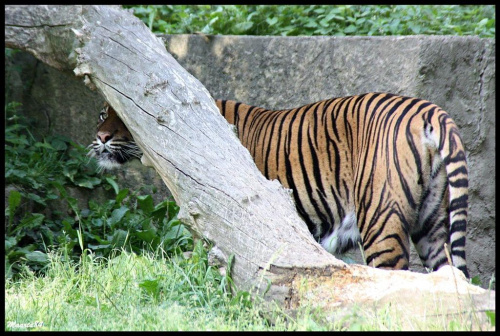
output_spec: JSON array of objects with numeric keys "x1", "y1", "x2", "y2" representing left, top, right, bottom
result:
[{"x1": 428, "y1": 108, "x2": 469, "y2": 278}]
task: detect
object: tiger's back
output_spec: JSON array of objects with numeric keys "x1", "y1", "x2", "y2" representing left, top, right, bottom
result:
[
  {"x1": 216, "y1": 92, "x2": 469, "y2": 276},
  {"x1": 91, "y1": 92, "x2": 469, "y2": 277}
]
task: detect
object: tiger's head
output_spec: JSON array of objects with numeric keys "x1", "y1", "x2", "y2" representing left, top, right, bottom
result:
[{"x1": 88, "y1": 103, "x2": 142, "y2": 170}]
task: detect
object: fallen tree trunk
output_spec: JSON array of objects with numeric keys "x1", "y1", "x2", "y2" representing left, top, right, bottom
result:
[
  {"x1": 5, "y1": 2, "x2": 339, "y2": 296},
  {"x1": 5, "y1": 5, "x2": 494, "y2": 328}
]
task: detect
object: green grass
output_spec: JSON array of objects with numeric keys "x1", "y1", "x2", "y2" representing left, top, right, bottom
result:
[
  {"x1": 5, "y1": 247, "x2": 494, "y2": 331},
  {"x1": 4, "y1": 247, "x2": 322, "y2": 331}
]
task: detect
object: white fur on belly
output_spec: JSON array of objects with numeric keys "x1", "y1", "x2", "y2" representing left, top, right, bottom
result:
[{"x1": 320, "y1": 212, "x2": 360, "y2": 254}]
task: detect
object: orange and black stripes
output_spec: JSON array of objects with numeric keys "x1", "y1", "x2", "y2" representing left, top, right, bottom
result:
[
  {"x1": 93, "y1": 94, "x2": 469, "y2": 277},
  {"x1": 215, "y1": 93, "x2": 469, "y2": 277}
]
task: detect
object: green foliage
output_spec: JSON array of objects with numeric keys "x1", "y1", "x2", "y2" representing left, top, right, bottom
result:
[
  {"x1": 5, "y1": 104, "x2": 101, "y2": 195},
  {"x1": 470, "y1": 275, "x2": 482, "y2": 286},
  {"x1": 4, "y1": 102, "x2": 192, "y2": 278},
  {"x1": 126, "y1": 5, "x2": 495, "y2": 37}
]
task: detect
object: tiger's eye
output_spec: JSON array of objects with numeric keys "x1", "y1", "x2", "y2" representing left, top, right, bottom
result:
[{"x1": 99, "y1": 111, "x2": 108, "y2": 121}]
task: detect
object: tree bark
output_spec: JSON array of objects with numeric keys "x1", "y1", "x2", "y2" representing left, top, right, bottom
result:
[{"x1": 5, "y1": 5, "x2": 494, "y2": 326}]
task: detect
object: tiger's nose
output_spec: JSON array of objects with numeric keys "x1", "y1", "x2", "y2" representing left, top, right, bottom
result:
[{"x1": 97, "y1": 131, "x2": 112, "y2": 143}]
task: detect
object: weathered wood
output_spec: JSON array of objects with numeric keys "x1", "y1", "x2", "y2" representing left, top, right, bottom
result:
[{"x1": 5, "y1": 5, "x2": 494, "y2": 326}]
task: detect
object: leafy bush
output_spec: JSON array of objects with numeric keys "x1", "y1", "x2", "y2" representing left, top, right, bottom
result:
[
  {"x1": 127, "y1": 5, "x2": 495, "y2": 37},
  {"x1": 5, "y1": 102, "x2": 192, "y2": 278}
]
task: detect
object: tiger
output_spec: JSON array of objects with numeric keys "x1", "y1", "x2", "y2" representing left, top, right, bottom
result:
[
  {"x1": 89, "y1": 105, "x2": 142, "y2": 171},
  {"x1": 89, "y1": 92, "x2": 469, "y2": 278}
]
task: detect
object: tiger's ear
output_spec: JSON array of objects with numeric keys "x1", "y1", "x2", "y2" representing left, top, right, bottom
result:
[{"x1": 102, "y1": 102, "x2": 118, "y2": 115}]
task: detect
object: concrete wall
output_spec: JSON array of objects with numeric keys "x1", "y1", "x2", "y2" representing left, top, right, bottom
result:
[{"x1": 6, "y1": 35, "x2": 495, "y2": 287}]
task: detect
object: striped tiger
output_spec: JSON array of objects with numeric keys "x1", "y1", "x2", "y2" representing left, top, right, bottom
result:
[{"x1": 90, "y1": 92, "x2": 469, "y2": 277}]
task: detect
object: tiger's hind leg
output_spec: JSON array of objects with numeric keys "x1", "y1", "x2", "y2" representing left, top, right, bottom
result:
[
  {"x1": 359, "y1": 205, "x2": 413, "y2": 271},
  {"x1": 411, "y1": 156, "x2": 450, "y2": 272},
  {"x1": 355, "y1": 167, "x2": 415, "y2": 271}
]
